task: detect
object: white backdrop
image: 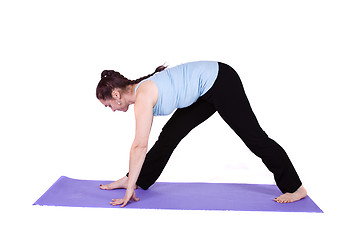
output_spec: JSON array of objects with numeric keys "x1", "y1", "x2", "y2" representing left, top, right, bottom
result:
[{"x1": 1, "y1": 0, "x2": 359, "y2": 239}]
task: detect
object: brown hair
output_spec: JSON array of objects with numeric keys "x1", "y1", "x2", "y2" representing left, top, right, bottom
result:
[{"x1": 96, "y1": 65, "x2": 167, "y2": 100}]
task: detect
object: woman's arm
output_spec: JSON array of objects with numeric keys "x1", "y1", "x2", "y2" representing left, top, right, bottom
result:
[
  {"x1": 110, "y1": 81, "x2": 158, "y2": 207},
  {"x1": 127, "y1": 92, "x2": 154, "y2": 191}
]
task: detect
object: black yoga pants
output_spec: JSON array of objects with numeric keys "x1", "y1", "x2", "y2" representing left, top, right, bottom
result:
[{"x1": 128, "y1": 62, "x2": 302, "y2": 194}]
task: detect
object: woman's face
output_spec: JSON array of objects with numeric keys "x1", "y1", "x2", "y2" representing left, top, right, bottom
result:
[{"x1": 99, "y1": 98, "x2": 129, "y2": 112}]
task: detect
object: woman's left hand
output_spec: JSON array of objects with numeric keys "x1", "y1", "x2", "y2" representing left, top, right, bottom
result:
[{"x1": 110, "y1": 188, "x2": 139, "y2": 207}]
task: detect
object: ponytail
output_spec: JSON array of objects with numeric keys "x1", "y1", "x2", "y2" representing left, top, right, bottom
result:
[
  {"x1": 133, "y1": 64, "x2": 168, "y2": 84},
  {"x1": 96, "y1": 64, "x2": 167, "y2": 100}
]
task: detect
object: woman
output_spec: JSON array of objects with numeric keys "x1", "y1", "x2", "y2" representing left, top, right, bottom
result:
[{"x1": 96, "y1": 61, "x2": 307, "y2": 207}]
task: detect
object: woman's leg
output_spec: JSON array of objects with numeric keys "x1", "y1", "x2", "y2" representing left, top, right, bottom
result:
[
  {"x1": 203, "y1": 62, "x2": 303, "y2": 194},
  {"x1": 133, "y1": 98, "x2": 216, "y2": 190}
]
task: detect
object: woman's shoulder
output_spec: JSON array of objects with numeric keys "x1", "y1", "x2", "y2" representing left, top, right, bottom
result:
[
  {"x1": 135, "y1": 79, "x2": 156, "y2": 93},
  {"x1": 135, "y1": 80, "x2": 158, "y2": 105}
]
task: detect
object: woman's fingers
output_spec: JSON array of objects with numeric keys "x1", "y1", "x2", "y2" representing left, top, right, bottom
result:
[
  {"x1": 132, "y1": 192, "x2": 139, "y2": 201},
  {"x1": 120, "y1": 194, "x2": 132, "y2": 207},
  {"x1": 110, "y1": 198, "x2": 124, "y2": 206},
  {"x1": 121, "y1": 200, "x2": 129, "y2": 208},
  {"x1": 120, "y1": 192, "x2": 139, "y2": 207},
  {"x1": 111, "y1": 191, "x2": 140, "y2": 207}
]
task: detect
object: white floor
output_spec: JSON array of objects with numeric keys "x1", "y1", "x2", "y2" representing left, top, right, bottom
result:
[{"x1": 1, "y1": 1, "x2": 359, "y2": 239}]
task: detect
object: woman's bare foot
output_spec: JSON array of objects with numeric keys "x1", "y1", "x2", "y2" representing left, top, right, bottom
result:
[
  {"x1": 100, "y1": 176, "x2": 128, "y2": 190},
  {"x1": 274, "y1": 185, "x2": 307, "y2": 203}
]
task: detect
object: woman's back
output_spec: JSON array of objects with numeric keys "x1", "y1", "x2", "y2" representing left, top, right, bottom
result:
[{"x1": 136, "y1": 61, "x2": 219, "y2": 116}]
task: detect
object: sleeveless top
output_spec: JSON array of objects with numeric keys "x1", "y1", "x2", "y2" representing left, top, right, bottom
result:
[{"x1": 135, "y1": 61, "x2": 219, "y2": 116}]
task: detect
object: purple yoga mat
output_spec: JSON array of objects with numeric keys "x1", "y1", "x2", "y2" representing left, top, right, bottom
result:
[{"x1": 33, "y1": 176, "x2": 322, "y2": 213}]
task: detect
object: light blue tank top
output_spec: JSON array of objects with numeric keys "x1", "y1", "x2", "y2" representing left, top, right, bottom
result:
[{"x1": 135, "y1": 61, "x2": 219, "y2": 116}]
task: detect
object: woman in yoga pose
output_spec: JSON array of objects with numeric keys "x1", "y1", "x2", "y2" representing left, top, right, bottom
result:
[{"x1": 96, "y1": 61, "x2": 307, "y2": 207}]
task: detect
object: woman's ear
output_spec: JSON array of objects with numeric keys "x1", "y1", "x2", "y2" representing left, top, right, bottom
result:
[{"x1": 112, "y1": 89, "x2": 121, "y2": 100}]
